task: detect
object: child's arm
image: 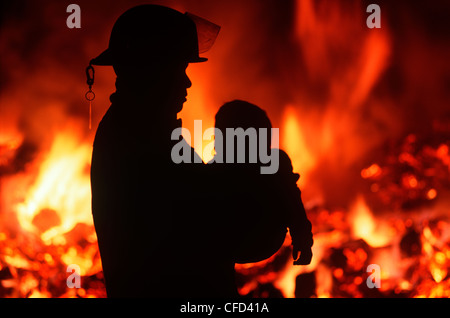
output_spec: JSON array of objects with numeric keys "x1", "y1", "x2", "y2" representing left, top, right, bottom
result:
[
  {"x1": 277, "y1": 149, "x2": 313, "y2": 265},
  {"x1": 287, "y1": 185, "x2": 313, "y2": 265}
]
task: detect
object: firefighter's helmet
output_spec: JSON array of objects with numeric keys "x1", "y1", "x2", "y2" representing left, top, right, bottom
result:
[{"x1": 90, "y1": 4, "x2": 220, "y2": 66}]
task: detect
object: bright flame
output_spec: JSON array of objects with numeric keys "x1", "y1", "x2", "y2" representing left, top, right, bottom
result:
[
  {"x1": 15, "y1": 128, "x2": 92, "y2": 243},
  {"x1": 282, "y1": 106, "x2": 315, "y2": 187},
  {"x1": 350, "y1": 195, "x2": 390, "y2": 248},
  {"x1": 348, "y1": 30, "x2": 391, "y2": 108}
]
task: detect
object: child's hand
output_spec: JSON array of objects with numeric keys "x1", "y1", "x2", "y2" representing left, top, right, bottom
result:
[{"x1": 293, "y1": 247, "x2": 312, "y2": 265}]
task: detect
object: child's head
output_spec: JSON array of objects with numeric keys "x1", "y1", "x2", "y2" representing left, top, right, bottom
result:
[
  {"x1": 214, "y1": 100, "x2": 272, "y2": 163},
  {"x1": 215, "y1": 100, "x2": 272, "y2": 133}
]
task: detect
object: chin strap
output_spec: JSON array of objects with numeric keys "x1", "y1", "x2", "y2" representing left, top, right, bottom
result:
[{"x1": 85, "y1": 61, "x2": 95, "y2": 130}]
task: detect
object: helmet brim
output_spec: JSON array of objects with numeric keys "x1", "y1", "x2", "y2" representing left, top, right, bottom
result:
[
  {"x1": 90, "y1": 49, "x2": 113, "y2": 66},
  {"x1": 90, "y1": 49, "x2": 208, "y2": 66}
]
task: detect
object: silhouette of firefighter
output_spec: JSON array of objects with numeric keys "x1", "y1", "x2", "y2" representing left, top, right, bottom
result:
[
  {"x1": 210, "y1": 100, "x2": 313, "y2": 266},
  {"x1": 89, "y1": 5, "x2": 228, "y2": 297}
]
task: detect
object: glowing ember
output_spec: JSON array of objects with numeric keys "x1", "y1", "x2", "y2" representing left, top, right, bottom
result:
[{"x1": 361, "y1": 164, "x2": 382, "y2": 179}]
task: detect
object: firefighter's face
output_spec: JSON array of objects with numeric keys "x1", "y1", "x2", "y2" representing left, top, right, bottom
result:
[
  {"x1": 113, "y1": 60, "x2": 192, "y2": 114},
  {"x1": 141, "y1": 61, "x2": 192, "y2": 113},
  {"x1": 163, "y1": 62, "x2": 192, "y2": 113}
]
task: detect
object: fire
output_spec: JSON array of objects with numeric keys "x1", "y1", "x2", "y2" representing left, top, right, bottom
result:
[
  {"x1": 1, "y1": 1, "x2": 449, "y2": 299},
  {"x1": 0, "y1": 124, "x2": 105, "y2": 298},
  {"x1": 281, "y1": 106, "x2": 316, "y2": 188},
  {"x1": 361, "y1": 164, "x2": 381, "y2": 179},
  {"x1": 350, "y1": 196, "x2": 390, "y2": 248},
  {"x1": 15, "y1": 128, "x2": 92, "y2": 243}
]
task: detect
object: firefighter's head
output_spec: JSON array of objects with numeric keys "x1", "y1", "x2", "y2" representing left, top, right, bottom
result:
[
  {"x1": 90, "y1": 5, "x2": 219, "y2": 113},
  {"x1": 91, "y1": 4, "x2": 210, "y2": 67}
]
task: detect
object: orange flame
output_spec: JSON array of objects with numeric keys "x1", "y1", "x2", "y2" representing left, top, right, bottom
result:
[
  {"x1": 15, "y1": 127, "x2": 92, "y2": 243},
  {"x1": 350, "y1": 195, "x2": 391, "y2": 248}
]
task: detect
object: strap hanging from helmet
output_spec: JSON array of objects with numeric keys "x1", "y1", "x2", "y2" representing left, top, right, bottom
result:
[{"x1": 85, "y1": 61, "x2": 95, "y2": 130}]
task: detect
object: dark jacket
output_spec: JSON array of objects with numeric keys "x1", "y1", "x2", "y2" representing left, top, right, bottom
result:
[{"x1": 91, "y1": 93, "x2": 236, "y2": 297}]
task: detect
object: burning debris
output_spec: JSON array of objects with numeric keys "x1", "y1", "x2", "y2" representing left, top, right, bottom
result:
[
  {"x1": 0, "y1": 130, "x2": 105, "y2": 298},
  {"x1": 234, "y1": 132, "x2": 450, "y2": 298},
  {"x1": 1, "y1": 114, "x2": 450, "y2": 299}
]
